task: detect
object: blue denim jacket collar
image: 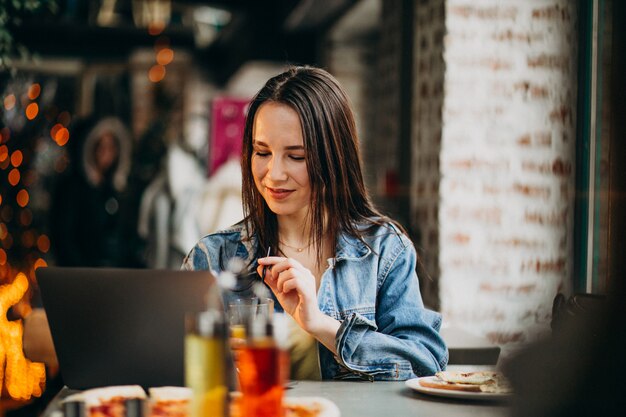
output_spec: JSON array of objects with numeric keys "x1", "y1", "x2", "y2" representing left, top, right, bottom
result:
[{"x1": 335, "y1": 232, "x2": 371, "y2": 261}]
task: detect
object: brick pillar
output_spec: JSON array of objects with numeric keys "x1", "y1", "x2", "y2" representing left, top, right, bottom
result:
[{"x1": 434, "y1": 0, "x2": 578, "y2": 352}]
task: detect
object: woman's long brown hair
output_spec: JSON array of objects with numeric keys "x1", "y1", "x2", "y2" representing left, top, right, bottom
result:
[{"x1": 241, "y1": 66, "x2": 400, "y2": 266}]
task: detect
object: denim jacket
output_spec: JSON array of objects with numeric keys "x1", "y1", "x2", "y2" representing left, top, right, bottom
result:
[{"x1": 182, "y1": 221, "x2": 448, "y2": 381}]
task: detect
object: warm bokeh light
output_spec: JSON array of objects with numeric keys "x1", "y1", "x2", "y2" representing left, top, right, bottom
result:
[
  {"x1": 148, "y1": 20, "x2": 166, "y2": 35},
  {"x1": 1, "y1": 127, "x2": 10, "y2": 143},
  {"x1": 50, "y1": 123, "x2": 61, "y2": 139},
  {"x1": 0, "y1": 248, "x2": 6, "y2": 265},
  {"x1": 148, "y1": 64, "x2": 166, "y2": 82},
  {"x1": 54, "y1": 127, "x2": 70, "y2": 146},
  {"x1": 1, "y1": 205, "x2": 13, "y2": 223},
  {"x1": 57, "y1": 111, "x2": 71, "y2": 127},
  {"x1": 25, "y1": 103, "x2": 39, "y2": 120},
  {"x1": 21, "y1": 231, "x2": 36, "y2": 248},
  {"x1": 33, "y1": 258, "x2": 47, "y2": 270},
  {"x1": 3, "y1": 94, "x2": 16, "y2": 111},
  {"x1": 16, "y1": 189, "x2": 29, "y2": 207},
  {"x1": 51, "y1": 123, "x2": 69, "y2": 145},
  {"x1": 37, "y1": 235, "x2": 50, "y2": 253},
  {"x1": 156, "y1": 48, "x2": 174, "y2": 65},
  {"x1": 2, "y1": 233, "x2": 13, "y2": 249},
  {"x1": 0, "y1": 194, "x2": 2, "y2": 206},
  {"x1": 0, "y1": 158, "x2": 9, "y2": 170},
  {"x1": 10, "y1": 150, "x2": 23, "y2": 167},
  {"x1": 0, "y1": 272, "x2": 46, "y2": 400},
  {"x1": 0, "y1": 223, "x2": 6, "y2": 239},
  {"x1": 0, "y1": 145, "x2": 8, "y2": 162},
  {"x1": 8, "y1": 168, "x2": 21, "y2": 186},
  {"x1": 27, "y1": 84, "x2": 41, "y2": 100},
  {"x1": 19, "y1": 209, "x2": 33, "y2": 227}
]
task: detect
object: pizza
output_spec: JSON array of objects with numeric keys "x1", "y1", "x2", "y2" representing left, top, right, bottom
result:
[
  {"x1": 65, "y1": 386, "x2": 341, "y2": 417},
  {"x1": 80, "y1": 385, "x2": 147, "y2": 417},
  {"x1": 284, "y1": 397, "x2": 341, "y2": 417},
  {"x1": 148, "y1": 386, "x2": 193, "y2": 417},
  {"x1": 229, "y1": 393, "x2": 340, "y2": 417}
]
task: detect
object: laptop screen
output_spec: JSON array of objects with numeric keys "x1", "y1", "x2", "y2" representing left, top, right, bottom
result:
[{"x1": 37, "y1": 267, "x2": 220, "y2": 390}]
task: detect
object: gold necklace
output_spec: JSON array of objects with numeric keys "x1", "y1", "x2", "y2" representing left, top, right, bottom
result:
[{"x1": 279, "y1": 239, "x2": 313, "y2": 253}]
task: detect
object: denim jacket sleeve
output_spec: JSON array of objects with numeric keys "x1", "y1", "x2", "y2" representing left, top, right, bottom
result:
[{"x1": 333, "y1": 236, "x2": 448, "y2": 380}]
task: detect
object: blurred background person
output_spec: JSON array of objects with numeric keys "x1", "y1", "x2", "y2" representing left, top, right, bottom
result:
[{"x1": 49, "y1": 117, "x2": 143, "y2": 267}]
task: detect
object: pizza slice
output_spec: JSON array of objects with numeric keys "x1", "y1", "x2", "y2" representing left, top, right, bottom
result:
[
  {"x1": 435, "y1": 371, "x2": 499, "y2": 385},
  {"x1": 148, "y1": 386, "x2": 193, "y2": 417},
  {"x1": 81, "y1": 385, "x2": 147, "y2": 417},
  {"x1": 419, "y1": 371, "x2": 512, "y2": 394}
]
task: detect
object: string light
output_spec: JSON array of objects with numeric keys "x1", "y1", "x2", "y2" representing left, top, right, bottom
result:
[
  {"x1": 33, "y1": 258, "x2": 47, "y2": 270},
  {"x1": 16, "y1": 190, "x2": 29, "y2": 208},
  {"x1": 8, "y1": 169, "x2": 20, "y2": 186},
  {"x1": 148, "y1": 64, "x2": 166, "y2": 82},
  {"x1": 36, "y1": 235, "x2": 50, "y2": 253},
  {"x1": 3, "y1": 94, "x2": 16, "y2": 111},
  {"x1": 54, "y1": 127, "x2": 70, "y2": 146},
  {"x1": 156, "y1": 48, "x2": 174, "y2": 65},
  {"x1": 10, "y1": 150, "x2": 23, "y2": 167},
  {"x1": 27, "y1": 84, "x2": 41, "y2": 100},
  {"x1": 25, "y1": 103, "x2": 39, "y2": 120}
]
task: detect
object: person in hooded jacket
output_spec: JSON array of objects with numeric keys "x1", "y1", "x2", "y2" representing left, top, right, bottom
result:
[{"x1": 50, "y1": 116, "x2": 141, "y2": 267}]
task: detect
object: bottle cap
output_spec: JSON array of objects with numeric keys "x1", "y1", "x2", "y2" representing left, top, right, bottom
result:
[
  {"x1": 125, "y1": 398, "x2": 145, "y2": 417},
  {"x1": 63, "y1": 401, "x2": 85, "y2": 417}
]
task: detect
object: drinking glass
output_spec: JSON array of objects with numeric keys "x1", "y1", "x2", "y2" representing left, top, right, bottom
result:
[
  {"x1": 237, "y1": 309, "x2": 283, "y2": 417},
  {"x1": 227, "y1": 297, "x2": 274, "y2": 347}
]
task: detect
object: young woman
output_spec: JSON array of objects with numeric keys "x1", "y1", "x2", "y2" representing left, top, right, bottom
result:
[{"x1": 182, "y1": 66, "x2": 448, "y2": 380}]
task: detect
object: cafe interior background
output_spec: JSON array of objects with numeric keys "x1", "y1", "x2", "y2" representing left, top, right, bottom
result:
[{"x1": 0, "y1": 0, "x2": 624, "y2": 415}]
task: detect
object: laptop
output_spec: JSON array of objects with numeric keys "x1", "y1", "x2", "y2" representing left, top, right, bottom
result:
[{"x1": 37, "y1": 267, "x2": 222, "y2": 390}]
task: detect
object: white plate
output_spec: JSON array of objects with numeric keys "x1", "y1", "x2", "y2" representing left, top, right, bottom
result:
[
  {"x1": 405, "y1": 377, "x2": 512, "y2": 401},
  {"x1": 284, "y1": 397, "x2": 341, "y2": 417}
]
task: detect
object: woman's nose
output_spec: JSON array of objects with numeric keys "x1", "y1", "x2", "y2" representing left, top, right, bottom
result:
[{"x1": 267, "y1": 156, "x2": 287, "y2": 180}]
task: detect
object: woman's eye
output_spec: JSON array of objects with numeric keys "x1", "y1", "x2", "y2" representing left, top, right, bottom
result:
[
  {"x1": 290, "y1": 155, "x2": 305, "y2": 161},
  {"x1": 254, "y1": 151, "x2": 269, "y2": 157}
]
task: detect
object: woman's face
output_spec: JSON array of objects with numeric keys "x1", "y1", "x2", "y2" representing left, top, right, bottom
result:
[
  {"x1": 95, "y1": 132, "x2": 119, "y2": 173},
  {"x1": 251, "y1": 102, "x2": 311, "y2": 220}
]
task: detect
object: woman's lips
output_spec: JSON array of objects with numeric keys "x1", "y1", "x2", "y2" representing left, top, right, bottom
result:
[{"x1": 266, "y1": 187, "x2": 294, "y2": 200}]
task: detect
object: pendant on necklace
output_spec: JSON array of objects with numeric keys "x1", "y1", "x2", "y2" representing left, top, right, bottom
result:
[{"x1": 280, "y1": 240, "x2": 311, "y2": 253}]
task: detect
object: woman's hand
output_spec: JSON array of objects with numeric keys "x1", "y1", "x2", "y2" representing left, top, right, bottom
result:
[
  {"x1": 257, "y1": 256, "x2": 322, "y2": 333},
  {"x1": 257, "y1": 255, "x2": 341, "y2": 354}
]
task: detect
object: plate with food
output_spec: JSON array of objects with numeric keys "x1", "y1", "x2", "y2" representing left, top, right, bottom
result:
[
  {"x1": 229, "y1": 392, "x2": 340, "y2": 417},
  {"x1": 405, "y1": 371, "x2": 513, "y2": 401}
]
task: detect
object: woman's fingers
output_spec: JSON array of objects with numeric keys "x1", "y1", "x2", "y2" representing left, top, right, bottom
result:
[
  {"x1": 259, "y1": 257, "x2": 301, "y2": 280},
  {"x1": 275, "y1": 268, "x2": 297, "y2": 293},
  {"x1": 257, "y1": 255, "x2": 315, "y2": 304},
  {"x1": 258, "y1": 256, "x2": 288, "y2": 267},
  {"x1": 280, "y1": 276, "x2": 299, "y2": 294}
]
